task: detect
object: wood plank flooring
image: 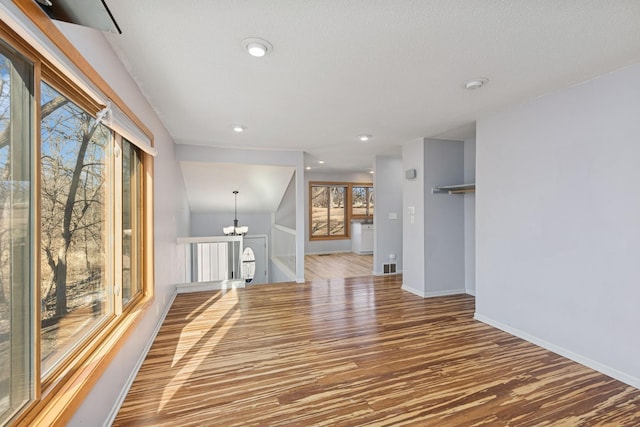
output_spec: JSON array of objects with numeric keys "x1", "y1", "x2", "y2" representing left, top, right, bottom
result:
[
  {"x1": 305, "y1": 253, "x2": 373, "y2": 281},
  {"x1": 114, "y1": 275, "x2": 640, "y2": 426}
]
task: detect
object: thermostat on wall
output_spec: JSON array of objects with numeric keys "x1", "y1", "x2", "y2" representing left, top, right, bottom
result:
[{"x1": 405, "y1": 168, "x2": 417, "y2": 180}]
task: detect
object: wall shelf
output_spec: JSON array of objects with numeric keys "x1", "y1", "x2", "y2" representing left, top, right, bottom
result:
[{"x1": 432, "y1": 183, "x2": 475, "y2": 195}]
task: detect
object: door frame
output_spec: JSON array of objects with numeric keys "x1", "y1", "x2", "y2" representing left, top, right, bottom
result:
[{"x1": 243, "y1": 234, "x2": 269, "y2": 285}]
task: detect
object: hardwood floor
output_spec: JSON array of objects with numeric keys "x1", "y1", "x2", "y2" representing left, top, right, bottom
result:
[
  {"x1": 114, "y1": 275, "x2": 640, "y2": 426},
  {"x1": 305, "y1": 252, "x2": 373, "y2": 281}
]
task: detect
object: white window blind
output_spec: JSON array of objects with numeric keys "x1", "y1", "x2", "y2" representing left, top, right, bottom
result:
[{"x1": 104, "y1": 102, "x2": 157, "y2": 156}]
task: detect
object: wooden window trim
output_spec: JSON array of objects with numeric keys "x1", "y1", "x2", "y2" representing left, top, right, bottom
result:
[
  {"x1": 350, "y1": 182, "x2": 374, "y2": 220},
  {"x1": 0, "y1": 24, "x2": 39, "y2": 424},
  {"x1": 19, "y1": 296, "x2": 154, "y2": 426},
  {"x1": 309, "y1": 181, "x2": 373, "y2": 241},
  {"x1": 309, "y1": 181, "x2": 349, "y2": 240},
  {"x1": 2, "y1": 5, "x2": 157, "y2": 426}
]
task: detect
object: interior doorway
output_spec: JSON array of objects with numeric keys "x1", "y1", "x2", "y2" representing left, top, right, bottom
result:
[
  {"x1": 243, "y1": 235, "x2": 268, "y2": 284},
  {"x1": 304, "y1": 253, "x2": 373, "y2": 281}
]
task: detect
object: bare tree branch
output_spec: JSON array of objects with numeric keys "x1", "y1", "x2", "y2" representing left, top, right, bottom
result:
[{"x1": 0, "y1": 95, "x2": 68, "y2": 150}]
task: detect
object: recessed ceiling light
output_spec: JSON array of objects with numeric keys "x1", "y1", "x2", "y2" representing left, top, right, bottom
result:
[
  {"x1": 232, "y1": 125, "x2": 246, "y2": 132},
  {"x1": 305, "y1": 166, "x2": 311, "y2": 170},
  {"x1": 242, "y1": 38, "x2": 273, "y2": 57},
  {"x1": 358, "y1": 134, "x2": 372, "y2": 142},
  {"x1": 247, "y1": 44, "x2": 267, "y2": 57},
  {"x1": 369, "y1": 170, "x2": 374, "y2": 174},
  {"x1": 463, "y1": 78, "x2": 488, "y2": 90},
  {"x1": 318, "y1": 160, "x2": 325, "y2": 164}
]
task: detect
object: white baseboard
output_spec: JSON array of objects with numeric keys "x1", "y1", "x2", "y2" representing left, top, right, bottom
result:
[
  {"x1": 103, "y1": 288, "x2": 178, "y2": 427},
  {"x1": 176, "y1": 280, "x2": 245, "y2": 293},
  {"x1": 425, "y1": 288, "x2": 467, "y2": 298},
  {"x1": 474, "y1": 313, "x2": 640, "y2": 390},
  {"x1": 466, "y1": 288, "x2": 476, "y2": 297},
  {"x1": 401, "y1": 285, "x2": 466, "y2": 298},
  {"x1": 401, "y1": 284, "x2": 426, "y2": 297},
  {"x1": 373, "y1": 269, "x2": 403, "y2": 276}
]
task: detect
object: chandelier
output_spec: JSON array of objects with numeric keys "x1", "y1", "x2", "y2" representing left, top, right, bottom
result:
[{"x1": 223, "y1": 190, "x2": 248, "y2": 236}]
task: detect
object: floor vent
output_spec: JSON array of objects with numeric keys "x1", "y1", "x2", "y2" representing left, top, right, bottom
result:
[{"x1": 383, "y1": 263, "x2": 397, "y2": 274}]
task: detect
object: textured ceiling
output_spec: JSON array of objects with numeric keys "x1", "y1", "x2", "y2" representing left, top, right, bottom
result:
[{"x1": 104, "y1": 0, "x2": 640, "y2": 174}]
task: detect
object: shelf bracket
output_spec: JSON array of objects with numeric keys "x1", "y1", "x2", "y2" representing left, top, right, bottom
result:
[{"x1": 432, "y1": 183, "x2": 476, "y2": 195}]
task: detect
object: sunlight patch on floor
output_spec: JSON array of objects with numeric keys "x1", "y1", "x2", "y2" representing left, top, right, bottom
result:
[{"x1": 159, "y1": 291, "x2": 241, "y2": 411}]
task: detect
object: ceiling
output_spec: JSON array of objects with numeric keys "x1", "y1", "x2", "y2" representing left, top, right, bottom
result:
[
  {"x1": 180, "y1": 162, "x2": 294, "y2": 213},
  {"x1": 93, "y1": 1, "x2": 640, "y2": 215}
]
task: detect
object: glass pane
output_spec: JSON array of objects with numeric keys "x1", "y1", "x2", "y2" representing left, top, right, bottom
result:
[
  {"x1": 352, "y1": 186, "x2": 373, "y2": 219},
  {"x1": 310, "y1": 186, "x2": 328, "y2": 236},
  {"x1": 352, "y1": 187, "x2": 367, "y2": 216},
  {"x1": 0, "y1": 42, "x2": 34, "y2": 424},
  {"x1": 40, "y1": 81, "x2": 111, "y2": 374},
  {"x1": 328, "y1": 187, "x2": 345, "y2": 235},
  {"x1": 122, "y1": 140, "x2": 142, "y2": 305}
]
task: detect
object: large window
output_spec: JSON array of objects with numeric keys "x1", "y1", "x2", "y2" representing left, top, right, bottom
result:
[
  {"x1": 0, "y1": 39, "x2": 34, "y2": 425},
  {"x1": 310, "y1": 184, "x2": 348, "y2": 239},
  {"x1": 0, "y1": 18, "x2": 152, "y2": 425},
  {"x1": 309, "y1": 182, "x2": 373, "y2": 240},
  {"x1": 122, "y1": 139, "x2": 143, "y2": 305},
  {"x1": 40, "y1": 81, "x2": 111, "y2": 374}
]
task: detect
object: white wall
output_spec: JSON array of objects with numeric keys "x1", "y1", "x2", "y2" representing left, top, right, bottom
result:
[
  {"x1": 423, "y1": 139, "x2": 465, "y2": 295},
  {"x1": 373, "y1": 155, "x2": 403, "y2": 274},
  {"x1": 464, "y1": 138, "x2": 476, "y2": 295},
  {"x1": 176, "y1": 144, "x2": 306, "y2": 282},
  {"x1": 275, "y1": 173, "x2": 296, "y2": 229},
  {"x1": 401, "y1": 139, "x2": 426, "y2": 294},
  {"x1": 52, "y1": 23, "x2": 191, "y2": 426},
  {"x1": 272, "y1": 174, "x2": 298, "y2": 282},
  {"x1": 191, "y1": 212, "x2": 272, "y2": 237},
  {"x1": 476, "y1": 62, "x2": 640, "y2": 388},
  {"x1": 271, "y1": 260, "x2": 295, "y2": 283},
  {"x1": 304, "y1": 171, "x2": 373, "y2": 254},
  {"x1": 402, "y1": 138, "x2": 466, "y2": 297}
]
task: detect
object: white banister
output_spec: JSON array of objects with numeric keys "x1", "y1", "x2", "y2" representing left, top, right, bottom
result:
[
  {"x1": 176, "y1": 236, "x2": 245, "y2": 292},
  {"x1": 271, "y1": 225, "x2": 296, "y2": 280}
]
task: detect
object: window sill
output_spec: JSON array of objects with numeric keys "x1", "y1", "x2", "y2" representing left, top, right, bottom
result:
[
  {"x1": 15, "y1": 295, "x2": 154, "y2": 426},
  {"x1": 310, "y1": 236, "x2": 351, "y2": 241}
]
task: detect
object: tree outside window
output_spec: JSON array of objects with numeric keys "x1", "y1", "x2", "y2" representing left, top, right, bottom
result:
[
  {"x1": 352, "y1": 185, "x2": 374, "y2": 221},
  {"x1": 310, "y1": 184, "x2": 347, "y2": 239},
  {"x1": 0, "y1": 22, "x2": 152, "y2": 424},
  {"x1": 40, "y1": 81, "x2": 111, "y2": 374},
  {"x1": 309, "y1": 182, "x2": 374, "y2": 240}
]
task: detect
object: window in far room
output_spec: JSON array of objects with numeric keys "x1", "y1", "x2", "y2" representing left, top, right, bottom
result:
[
  {"x1": 309, "y1": 182, "x2": 374, "y2": 240},
  {"x1": 351, "y1": 184, "x2": 374, "y2": 221},
  {"x1": 310, "y1": 183, "x2": 348, "y2": 239}
]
